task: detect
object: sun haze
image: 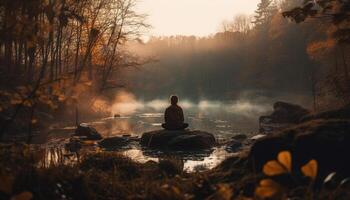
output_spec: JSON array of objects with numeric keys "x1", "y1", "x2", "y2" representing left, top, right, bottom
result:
[{"x1": 137, "y1": 0, "x2": 260, "y2": 37}]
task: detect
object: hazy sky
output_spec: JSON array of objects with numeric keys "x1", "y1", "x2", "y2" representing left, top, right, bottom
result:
[{"x1": 137, "y1": 0, "x2": 260, "y2": 37}]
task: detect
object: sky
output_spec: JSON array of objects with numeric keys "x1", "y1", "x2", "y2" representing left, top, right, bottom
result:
[{"x1": 136, "y1": 0, "x2": 261, "y2": 37}]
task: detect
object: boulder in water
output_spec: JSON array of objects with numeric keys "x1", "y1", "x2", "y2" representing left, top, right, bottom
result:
[
  {"x1": 232, "y1": 134, "x2": 248, "y2": 141},
  {"x1": 73, "y1": 123, "x2": 103, "y2": 140},
  {"x1": 99, "y1": 136, "x2": 130, "y2": 150},
  {"x1": 259, "y1": 101, "x2": 309, "y2": 133},
  {"x1": 140, "y1": 130, "x2": 216, "y2": 150},
  {"x1": 226, "y1": 139, "x2": 242, "y2": 153}
]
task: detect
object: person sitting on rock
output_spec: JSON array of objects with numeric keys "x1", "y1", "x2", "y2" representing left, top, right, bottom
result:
[{"x1": 162, "y1": 95, "x2": 189, "y2": 130}]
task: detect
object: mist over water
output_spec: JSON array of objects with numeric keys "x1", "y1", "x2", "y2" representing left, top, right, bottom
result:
[
  {"x1": 85, "y1": 90, "x2": 273, "y2": 138},
  {"x1": 80, "y1": 91, "x2": 276, "y2": 171},
  {"x1": 86, "y1": 89, "x2": 313, "y2": 139}
]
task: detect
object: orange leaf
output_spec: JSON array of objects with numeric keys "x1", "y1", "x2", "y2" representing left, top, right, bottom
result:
[
  {"x1": 277, "y1": 151, "x2": 292, "y2": 172},
  {"x1": 301, "y1": 159, "x2": 318, "y2": 180},
  {"x1": 255, "y1": 179, "x2": 280, "y2": 199},
  {"x1": 263, "y1": 160, "x2": 288, "y2": 176}
]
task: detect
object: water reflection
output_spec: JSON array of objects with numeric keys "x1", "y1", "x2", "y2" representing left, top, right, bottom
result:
[
  {"x1": 122, "y1": 147, "x2": 234, "y2": 172},
  {"x1": 51, "y1": 98, "x2": 269, "y2": 171}
]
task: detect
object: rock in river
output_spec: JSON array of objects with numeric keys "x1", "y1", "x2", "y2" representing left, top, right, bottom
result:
[
  {"x1": 99, "y1": 136, "x2": 130, "y2": 150},
  {"x1": 140, "y1": 130, "x2": 216, "y2": 150},
  {"x1": 259, "y1": 101, "x2": 310, "y2": 133},
  {"x1": 73, "y1": 123, "x2": 103, "y2": 140}
]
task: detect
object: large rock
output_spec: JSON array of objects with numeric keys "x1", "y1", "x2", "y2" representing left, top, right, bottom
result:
[
  {"x1": 140, "y1": 130, "x2": 216, "y2": 150},
  {"x1": 73, "y1": 123, "x2": 103, "y2": 140},
  {"x1": 259, "y1": 101, "x2": 309, "y2": 133},
  {"x1": 301, "y1": 105, "x2": 350, "y2": 122},
  {"x1": 249, "y1": 119, "x2": 350, "y2": 178}
]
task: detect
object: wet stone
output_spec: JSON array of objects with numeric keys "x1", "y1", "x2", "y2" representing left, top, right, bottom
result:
[{"x1": 140, "y1": 130, "x2": 216, "y2": 151}]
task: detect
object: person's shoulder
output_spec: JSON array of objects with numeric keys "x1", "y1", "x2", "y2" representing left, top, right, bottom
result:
[
  {"x1": 165, "y1": 105, "x2": 173, "y2": 111},
  {"x1": 175, "y1": 105, "x2": 183, "y2": 110},
  {"x1": 167, "y1": 105, "x2": 183, "y2": 110}
]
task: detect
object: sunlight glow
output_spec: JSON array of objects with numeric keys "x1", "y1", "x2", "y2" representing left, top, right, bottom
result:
[{"x1": 137, "y1": 0, "x2": 260, "y2": 36}]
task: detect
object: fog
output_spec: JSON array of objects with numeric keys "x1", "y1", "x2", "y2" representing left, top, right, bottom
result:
[
  {"x1": 110, "y1": 91, "x2": 272, "y2": 117},
  {"x1": 86, "y1": 89, "x2": 311, "y2": 135}
]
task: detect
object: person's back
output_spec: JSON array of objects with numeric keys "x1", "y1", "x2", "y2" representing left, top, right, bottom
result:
[
  {"x1": 162, "y1": 95, "x2": 189, "y2": 130},
  {"x1": 165, "y1": 104, "x2": 184, "y2": 127}
]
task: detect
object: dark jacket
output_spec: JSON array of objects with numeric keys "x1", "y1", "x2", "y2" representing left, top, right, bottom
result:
[{"x1": 164, "y1": 105, "x2": 184, "y2": 127}]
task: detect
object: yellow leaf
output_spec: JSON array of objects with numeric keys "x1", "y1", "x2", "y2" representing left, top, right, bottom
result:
[
  {"x1": 263, "y1": 160, "x2": 288, "y2": 176},
  {"x1": 255, "y1": 179, "x2": 280, "y2": 199},
  {"x1": 301, "y1": 159, "x2": 318, "y2": 180},
  {"x1": 12, "y1": 191, "x2": 33, "y2": 200},
  {"x1": 277, "y1": 151, "x2": 292, "y2": 172},
  {"x1": 0, "y1": 174, "x2": 14, "y2": 194}
]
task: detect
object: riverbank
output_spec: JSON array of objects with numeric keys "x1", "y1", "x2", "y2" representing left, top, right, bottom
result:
[
  {"x1": 1, "y1": 103, "x2": 350, "y2": 199},
  {"x1": 1, "y1": 122, "x2": 349, "y2": 200}
]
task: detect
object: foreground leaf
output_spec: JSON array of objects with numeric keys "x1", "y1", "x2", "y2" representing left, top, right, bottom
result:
[
  {"x1": 301, "y1": 159, "x2": 318, "y2": 180},
  {"x1": 263, "y1": 160, "x2": 288, "y2": 176},
  {"x1": 255, "y1": 179, "x2": 280, "y2": 199},
  {"x1": 277, "y1": 151, "x2": 292, "y2": 172}
]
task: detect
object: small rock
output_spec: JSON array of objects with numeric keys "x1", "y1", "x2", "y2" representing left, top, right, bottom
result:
[
  {"x1": 73, "y1": 123, "x2": 103, "y2": 141},
  {"x1": 232, "y1": 134, "x2": 247, "y2": 141},
  {"x1": 98, "y1": 136, "x2": 129, "y2": 149},
  {"x1": 226, "y1": 139, "x2": 242, "y2": 152}
]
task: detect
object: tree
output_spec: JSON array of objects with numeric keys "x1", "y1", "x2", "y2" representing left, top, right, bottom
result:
[
  {"x1": 232, "y1": 14, "x2": 253, "y2": 34},
  {"x1": 0, "y1": 0, "x2": 148, "y2": 141},
  {"x1": 283, "y1": 0, "x2": 350, "y2": 107},
  {"x1": 253, "y1": 0, "x2": 278, "y2": 27}
]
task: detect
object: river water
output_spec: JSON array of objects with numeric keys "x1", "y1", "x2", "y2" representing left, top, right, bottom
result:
[{"x1": 49, "y1": 99, "x2": 271, "y2": 171}]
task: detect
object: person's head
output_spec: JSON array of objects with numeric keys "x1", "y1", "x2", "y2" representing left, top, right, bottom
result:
[{"x1": 170, "y1": 95, "x2": 178, "y2": 105}]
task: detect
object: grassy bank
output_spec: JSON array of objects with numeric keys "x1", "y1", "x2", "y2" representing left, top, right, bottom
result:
[{"x1": 0, "y1": 140, "x2": 349, "y2": 200}]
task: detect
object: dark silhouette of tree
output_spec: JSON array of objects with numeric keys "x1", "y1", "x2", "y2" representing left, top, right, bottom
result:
[
  {"x1": 283, "y1": 0, "x2": 350, "y2": 108},
  {"x1": 253, "y1": 0, "x2": 278, "y2": 27},
  {"x1": 0, "y1": 0, "x2": 148, "y2": 141}
]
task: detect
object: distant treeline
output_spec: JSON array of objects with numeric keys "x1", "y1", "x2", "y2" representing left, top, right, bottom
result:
[{"x1": 125, "y1": 0, "x2": 350, "y2": 111}]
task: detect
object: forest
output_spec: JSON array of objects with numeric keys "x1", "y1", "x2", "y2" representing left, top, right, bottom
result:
[{"x1": 0, "y1": 0, "x2": 350, "y2": 199}]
